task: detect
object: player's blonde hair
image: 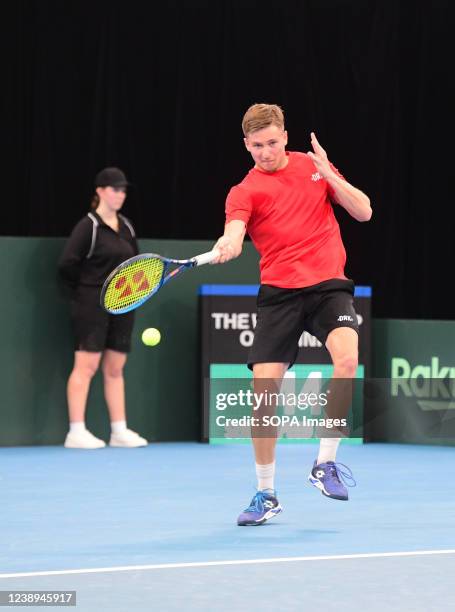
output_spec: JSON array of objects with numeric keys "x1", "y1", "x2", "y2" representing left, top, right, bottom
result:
[{"x1": 242, "y1": 103, "x2": 285, "y2": 136}]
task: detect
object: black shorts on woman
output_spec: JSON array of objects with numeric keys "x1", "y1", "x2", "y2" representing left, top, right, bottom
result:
[
  {"x1": 71, "y1": 286, "x2": 135, "y2": 353},
  {"x1": 248, "y1": 278, "x2": 359, "y2": 369}
]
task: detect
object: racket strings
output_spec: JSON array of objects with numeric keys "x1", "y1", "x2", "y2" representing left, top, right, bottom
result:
[{"x1": 103, "y1": 258, "x2": 165, "y2": 312}]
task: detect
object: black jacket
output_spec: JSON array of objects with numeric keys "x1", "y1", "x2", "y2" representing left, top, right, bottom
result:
[{"x1": 58, "y1": 211, "x2": 139, "y2": 296}]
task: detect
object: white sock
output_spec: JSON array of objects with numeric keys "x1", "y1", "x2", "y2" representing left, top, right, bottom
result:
[
  {"x1": 317, "y1": 438, "x2": 341, "y2": 464},
  {"x1": 256, "y1": 462, "x2": 275, "y2": 491},
  {"x1": 69, "y1": 422, "x2": 86, "y2": 434},
  {"x1": 111, "y1": 420, "x2": 127, "y2": 434}
]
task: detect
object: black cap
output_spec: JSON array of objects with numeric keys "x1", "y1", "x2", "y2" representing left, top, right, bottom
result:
[{"x1": 95, "y1": 167, "x2": 129, "y2": 188}]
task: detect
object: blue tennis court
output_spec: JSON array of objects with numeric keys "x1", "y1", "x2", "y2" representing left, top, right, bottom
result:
[{"x1": 1, "y1": 442, "x2": 454, "y2": 610}]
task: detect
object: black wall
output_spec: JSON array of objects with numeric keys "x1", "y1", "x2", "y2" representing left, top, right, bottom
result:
[{"x1": 3, "y1": 1, "x2": 453, "y2": 318}]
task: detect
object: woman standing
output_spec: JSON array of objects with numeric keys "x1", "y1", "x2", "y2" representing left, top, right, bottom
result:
[{"x1": 59, "y1": 167, "x2": 147, "y2": 449}]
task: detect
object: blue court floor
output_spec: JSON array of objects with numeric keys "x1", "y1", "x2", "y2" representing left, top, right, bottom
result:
[{"x1": 0, "y1": 442, "x2": 454, "y2": 611}]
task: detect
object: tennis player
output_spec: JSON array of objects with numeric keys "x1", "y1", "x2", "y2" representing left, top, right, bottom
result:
[{"x1": 213, "y1": 104, "x2": 372, "y2": 525}]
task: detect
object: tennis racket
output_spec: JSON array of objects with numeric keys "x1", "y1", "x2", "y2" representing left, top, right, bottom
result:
[{"x1": 100, "y1": 249, "x2": 220, "y2": 314}]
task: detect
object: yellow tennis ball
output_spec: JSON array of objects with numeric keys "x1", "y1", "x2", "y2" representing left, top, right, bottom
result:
[{"x1": 142, "y1": 328, "x2": 161, "y2": 346}]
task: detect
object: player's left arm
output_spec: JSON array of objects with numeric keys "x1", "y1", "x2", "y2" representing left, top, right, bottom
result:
[{"x1": 307, "y1": 132, "x2": 372, "y2": 222}]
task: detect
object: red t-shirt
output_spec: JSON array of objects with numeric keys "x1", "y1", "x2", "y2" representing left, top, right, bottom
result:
[{"x1": 225, "y1": 151, "x2": 348, "y2": 288}]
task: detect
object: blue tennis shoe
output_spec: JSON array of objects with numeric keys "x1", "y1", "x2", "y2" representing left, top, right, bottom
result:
[
  {"x1": 308, "y1": 461, "x2": 356, "y2": 501},
  {"x1": 237, "y1": 489, "x2": 283, "y2": 526}
]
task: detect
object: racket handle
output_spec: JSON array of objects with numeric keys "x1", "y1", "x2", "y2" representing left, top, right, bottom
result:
[{"x1": 193, "y1": 249, "x2": 220, "y2": 266}]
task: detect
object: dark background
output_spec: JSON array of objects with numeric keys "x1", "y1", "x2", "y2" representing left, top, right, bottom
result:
[{"x1": 3, "y1": 0, "x2": 453, "y2": 318}]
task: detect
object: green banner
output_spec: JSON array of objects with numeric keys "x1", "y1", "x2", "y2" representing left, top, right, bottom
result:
[{"x1": 369, "y1": 319, "x2": 455, "y2": 445}]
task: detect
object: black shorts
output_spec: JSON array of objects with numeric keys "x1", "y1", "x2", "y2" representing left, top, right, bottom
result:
[
  {"x1": 70, "y1": 287, "x2": 135, "y2": 353},
  {"x1": 248, "y1": 279, "x2": 359, "y2": 369}
]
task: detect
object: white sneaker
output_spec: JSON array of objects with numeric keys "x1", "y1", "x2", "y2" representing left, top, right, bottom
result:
[
  {"x1": 109, "y1": 429, "x2": 148, "y2": 448},
  {"x1": 64, "y1": 429, "x2": 106, "y2": 449}
]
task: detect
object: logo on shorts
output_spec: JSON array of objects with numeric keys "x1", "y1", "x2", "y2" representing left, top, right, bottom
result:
[{"x1": 337, "y1": 315, "x2": 354, "y2": 322}]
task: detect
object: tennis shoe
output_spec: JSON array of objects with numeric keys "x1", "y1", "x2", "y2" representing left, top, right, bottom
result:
[
  {"x1": 237, "y1": 489, "x2": 282, "y2": 526},
  {"x1": 109, "y1": 429, "x2": 148, "y2": 447},
  {"x1": 308, "y1": 460, "x2": 356, "y2": 500},
  {"x1": 64, "y1": 429, "x2": 106, "y2": 449}
]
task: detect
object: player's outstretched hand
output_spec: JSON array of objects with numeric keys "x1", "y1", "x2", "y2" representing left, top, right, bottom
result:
[
  {"x1": 307, "y1": 132, "x2": 333, "y2": 179},
  {"x1": 212, "y1": 235, "x2": 236, "y2": 264}
]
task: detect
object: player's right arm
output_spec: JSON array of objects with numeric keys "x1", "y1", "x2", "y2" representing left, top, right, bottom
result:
[{"x1": 212, "y1": 220, "x2": 246, "y2": 264}]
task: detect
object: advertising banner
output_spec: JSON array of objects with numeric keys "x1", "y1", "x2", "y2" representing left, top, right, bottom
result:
[
  {"x1": 200, "y1": 285, "x2": 371, "y2": 443},
  {"x1": 366, "y1": 319, "x2": 455, "y2": 445}
]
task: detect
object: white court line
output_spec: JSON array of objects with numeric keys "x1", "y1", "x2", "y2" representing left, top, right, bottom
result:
[{"x1": 1, "y1": 549, "x2": 455, "y2": 579}]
